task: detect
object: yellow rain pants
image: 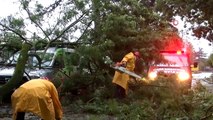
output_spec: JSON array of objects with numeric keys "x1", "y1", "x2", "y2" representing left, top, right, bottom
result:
[{"x1": 11, "y1": 79, "x2": 63, "y2": 120}]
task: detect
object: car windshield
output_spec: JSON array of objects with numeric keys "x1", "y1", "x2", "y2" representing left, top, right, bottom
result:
[
  {"x1": 6, "y1": 51, "x2": 54, "y2": 67},
  {"x1": 36, "y1": 52, "x2": 54, "y2": 67}
]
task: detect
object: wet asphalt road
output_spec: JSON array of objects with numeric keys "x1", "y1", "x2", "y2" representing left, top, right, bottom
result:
[{"x1": 192, "y1": 71, "x2": 213, "y2": 92}]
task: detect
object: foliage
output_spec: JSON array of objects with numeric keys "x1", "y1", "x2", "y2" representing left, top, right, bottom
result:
[
  {"x1": 0, "y1": 1, "x2": 212, "y2": 119},
  {"x1": 155, "y1": 0, "x2": 213, "y2": 42},
  {"x1": 0, "y1": 0, "x2": 183, "y2": 81},
  {"x1": 62, "y1": 76, "x2": 213, "y2": 120},
  {"x1": 0, "y1": 0, "x2": 195, "y2": 103},
  {"x1": 0, "y1": 0, "x2": 90, "y2": 101},
  {"x1": 52, "y1": 45, "x2": 114, "y2": 102},
  {"x1": 100, "y1": 0, "x2": 172, "y2": 62},
  {"x1": 0, "y1": 43, "x2": 32, "y2": 101},
  {"x1": 207, "y1": 53, "x2": 213, "y2": 68},
  {"x1": 0, "y1": 31, "x2": 23, "y2": 62},
  {"x1": 195, "y1": 48, "x2": 207, "y2": 59}
]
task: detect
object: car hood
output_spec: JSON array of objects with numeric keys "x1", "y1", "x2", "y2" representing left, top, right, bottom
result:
[
  {"x1": 0, "y1": 67, "x2": 16, "y2": 76},
  {"x1": 0, "y1": 66, "x2": 54, "y2": 80},
  {"x1": 28, "y1": 68, "x2": 54, "y2": 79}
]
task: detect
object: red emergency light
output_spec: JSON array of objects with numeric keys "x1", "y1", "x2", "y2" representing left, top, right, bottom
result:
[{"x1": 160, "y1": 50, "x2": 184, "y2": 54}]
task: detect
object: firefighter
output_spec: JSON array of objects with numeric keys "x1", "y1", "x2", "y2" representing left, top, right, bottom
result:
[
  {"x1": 11, "y1": 78, "x2": 63, "y2": 120},
  {"x1": 112, "y1": 50, "x2": 141, "y2": 99}
]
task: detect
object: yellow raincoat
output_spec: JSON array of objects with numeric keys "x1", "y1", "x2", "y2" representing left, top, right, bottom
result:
[
  {"x1": 112, "y1": 52, "x2": 136, "y2": 94},
  {"x1": 11, "y1": 79, "x2": 63, "y2": 120}
]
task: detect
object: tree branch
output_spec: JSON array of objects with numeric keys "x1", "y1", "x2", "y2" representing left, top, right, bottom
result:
[
  {"x1": 0, "y1": 22, "x2": 28, "y2": 42},
  {"x1": 52, "y1": 12, "x2": 88, "y2": 41},
  {"x1": 37, "y1": 0, "x2": 63, "y2": 16},
  {"x1": 24, "y1": 7, "x2": 52, "y2": 41},
  {"x1": 75, "y1": 21, "x2": 93, "y2": 43}
]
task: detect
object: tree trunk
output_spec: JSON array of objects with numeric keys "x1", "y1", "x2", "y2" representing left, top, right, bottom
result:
[{"x1": 0, "y1": 42, "x2": 32, "y2": 102}]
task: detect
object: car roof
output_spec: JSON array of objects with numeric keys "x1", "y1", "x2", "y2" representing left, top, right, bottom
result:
[{"x1": 32, "y1": 47, "x2": 75, "y2": 54}]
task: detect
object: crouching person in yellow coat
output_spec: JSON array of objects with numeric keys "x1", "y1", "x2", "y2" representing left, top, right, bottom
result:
[
  {"x1": 11, "y1": 78, "x2": 63, "y2": 120},
  {"x1": 112, "y1": 50, "x2": 141, "y2": 99}
]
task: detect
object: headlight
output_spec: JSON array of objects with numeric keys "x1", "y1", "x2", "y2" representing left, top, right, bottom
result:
[
  {"x1": 28, "y1": 70, "x2": 44, "y2": 79},
  {"x1": 148, "y1": 71, "x2": 157, "y2": 80},
  {"x1": 178, "y1": 71, "x2": 190, "y2": 81}
]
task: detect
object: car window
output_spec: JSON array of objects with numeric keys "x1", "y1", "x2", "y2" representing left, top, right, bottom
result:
[
  {"x1": 6, "y1": 51, "x2": 54, "y2": 67},
  {"x1": 36, "y1": 52, "x2": 54, "y2": 67},
  {"x1": 6, "y1": 52, "x2": 20, "y2": 64},
  {"x1": 163, "y1": 55, "x2": 188, "y2": 66},
  {"x1": 5, "y1": 48, "x2": 74, "y2": 68}
]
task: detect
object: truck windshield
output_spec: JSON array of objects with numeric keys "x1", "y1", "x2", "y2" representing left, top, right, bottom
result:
[{"x1": 156, "y1": 54, "x2": 188, "y2": 67}]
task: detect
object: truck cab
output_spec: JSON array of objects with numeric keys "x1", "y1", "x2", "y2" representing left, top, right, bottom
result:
[
  {"x1": 148, "y1": 50, "x2": 192, "y2": 88},
  {"x1": 0, "y1": 47, "x2": 75, "y2": 86}
]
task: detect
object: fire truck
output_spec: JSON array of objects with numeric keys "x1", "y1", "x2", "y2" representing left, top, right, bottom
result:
[{"x1": 148, "y1": 50, "x2": 192, "y2": 88}]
